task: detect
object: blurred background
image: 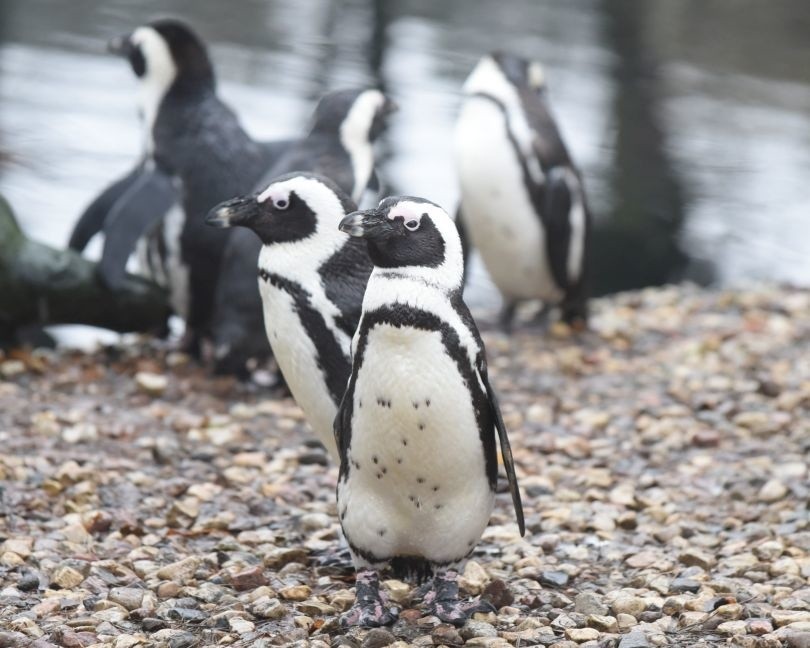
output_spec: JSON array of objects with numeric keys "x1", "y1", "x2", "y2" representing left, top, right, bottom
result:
[{"x1": 1, "y1": 0, "x2": 809, "y2": 308}]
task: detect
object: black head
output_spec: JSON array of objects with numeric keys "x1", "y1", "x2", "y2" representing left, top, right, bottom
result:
[
  {"x1": 310, "y1": 88, "x2": 396, "y2": 143},
  {"x1": 338, "y1": 196, "x2": 456, "y2": 271},
  {"x1": 206, "y1": 172, "x2": 356, "y2": 246},
  {"x1": 490, "y1": 51, "x2": 545, "y2": 91},
  {"x1": 108, "y1": 18, "x2": 214, "y2": 91}
]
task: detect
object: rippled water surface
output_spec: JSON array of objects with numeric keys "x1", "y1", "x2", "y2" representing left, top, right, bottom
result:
[{"x1": 2, "y1": 0, "x2": 809, "y2": 316}]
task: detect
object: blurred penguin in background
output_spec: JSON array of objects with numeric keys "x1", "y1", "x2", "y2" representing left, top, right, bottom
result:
[{"x1": 454, "y1": 51, "x2": 591, "y2": 329}]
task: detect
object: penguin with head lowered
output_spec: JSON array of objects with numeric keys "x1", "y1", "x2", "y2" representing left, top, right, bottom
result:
[
  {"x1": 334, "y1": 196, "x2": 525, "y2": 626},
  {"x1": 206, "y1": 173, "x2": 373, "y2": 460},
  {"x1": 68, "y1": 20, "x2": 294, "y2": 297},
  {"x1": 208, "y1": 88, "x2": 394, "y2": 376},
  {"x1": 76, "y1": 18, "x2": 291, "y2": 371},
  {"x1": 454, "y1": 51, "x2": 591, "y2": 328}
]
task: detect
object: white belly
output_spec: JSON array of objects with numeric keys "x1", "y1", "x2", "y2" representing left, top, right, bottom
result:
[
  {"x1": 162, "y1": 204, "x2": 190, "y2": 319},
  {"x1": 454, "y1": 99, "x2": 562, "y2": 303},
  {"x1": 260, "y1": 280, "x2": 340, "y2": 460},
  {"x1": 338, "y1": 324, "x2": 494, "y2": 564}
]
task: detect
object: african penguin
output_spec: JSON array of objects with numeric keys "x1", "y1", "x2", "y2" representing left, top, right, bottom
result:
[
  {"x1": 90, "y1": 18, "x2": 291, "y2": 371},
  {"x1": 209, "y1": 88, "x2": 394, "y2": 377},
  {"x1": 69, "y1": 21, "x2": 295, "y2": 298},
  {"x1": 334, "y1": 196, "x2": 525, "y2": 626},
  {"x1": 454, "y1": 51, "x2": 591, "y2": 328},
  {"x1": 206, "y1": 173, "x2": 373, "y2": 460}
]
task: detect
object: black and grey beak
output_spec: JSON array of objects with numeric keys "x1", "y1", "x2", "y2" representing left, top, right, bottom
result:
[
  {"x1": 205, "y1": 195, "x2": 259, "y2": 229},
  {"x1": 107, "y1": 33, "x2": 134, "y2": 56},
  {"x1": 339, "y1": 209, "x2": 392, "y2": 239},
  {"x1": 382, "y1": 97, "x2": 398, "y2": 116}
]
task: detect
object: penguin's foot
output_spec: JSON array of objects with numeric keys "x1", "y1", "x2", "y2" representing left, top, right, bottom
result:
[
  {"x1": 423, "y1": 569, "x2": 495, "y2": 626},
  {"x1": 340, "y1": 569, "x2": 399, "y2": 627}
]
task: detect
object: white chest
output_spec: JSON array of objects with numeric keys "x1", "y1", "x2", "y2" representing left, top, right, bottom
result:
[
  {"x1": 338, "y1": 324, "x2": 494, "y2": 564},
  {"x1": 454, "y1": 99, "x2": 562, "y2": 303},
  {"x1": 259, "y1": 279, "x2": 340, "y2": 460}
]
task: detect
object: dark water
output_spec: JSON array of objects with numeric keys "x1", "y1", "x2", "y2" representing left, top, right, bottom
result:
[{"x1": 2, "y1": 0, "x2": 809, "y2": 313}]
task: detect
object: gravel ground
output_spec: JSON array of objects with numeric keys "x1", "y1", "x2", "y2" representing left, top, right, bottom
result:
[{"x1": 1, "y1": 284, "x2": 809, "y2": 648}]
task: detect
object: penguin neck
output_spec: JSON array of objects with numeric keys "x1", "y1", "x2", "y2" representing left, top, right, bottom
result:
[{"x1": 257, "y1": 227, "x2": 346, "y2": 285}]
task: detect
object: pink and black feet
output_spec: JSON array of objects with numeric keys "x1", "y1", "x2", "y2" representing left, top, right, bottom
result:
[
  {"x1": 423, "y1": 568, "x2": 495, "y2": 626},
  {"x1": 340, "y1": 569, "x2": 399, "y2": 627}
]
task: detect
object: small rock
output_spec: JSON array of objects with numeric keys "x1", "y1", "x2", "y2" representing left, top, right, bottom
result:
[
  {"x1": 383, "y1": 580, "x2": 411, "y2": 605},
  {"x1": 758, "y1": 479, "x2": 788, "y2": 502},
  {"x1": 785, "y1": 632, "x2": 810, "y2": 648},
  {"x1": 617, "y1": 613, "x2": 638, "y2": 630},
  {"x1": 17, "y1": 572, "x2": 40, "y2": 592},
  {"x1": 229, "y1": 565, "x2": 267, "y2": 591},
  {"x1": 670, "y1": 578, "x2": 700, "y2": 593},
  {"x1": 142, "y1": 618, "x2": 167, "y2": 632},
  {"x1": 135, "y1": 372, "x2": 168, "y2": 396},
  {"x1": 618, "y1": 631, "x2": 650, "y2": 648},
  {"x1": 772, "y1": 611, "x2": 810, "y2": 627},
  {"x1": 280, "y1": 585, "x2": 311, "y2": 601},
  {"x1": 575, "y1": 592, "x2": 609, "y2": 616},
  {"x1": 538, "y1": 570, "x2": 569, "y2": 588},
  {"x1": 300, "y1": 513, "x2": 331, "y2": 531},
  {"x1": 588, "y1": 614, "x2": 618, "y2": 632},
  {"x1": 167, "y1": 632, "x2": 197, "y2": 648},
  {"x1": 459, "y1": 561, "x2": 489, "y2": 595},
  {"x1": 228, "y1": 617, "x2": 254, "y2": 634},
  {"x1": 717, "y1": 620, "x2": 748, "y2": 635},
  {"x1": 678, "y1": 549, "x2": 716, "y2": 570},
  {"x1": 156, "y1": 557, "x2": 199, "y2": 584},
  {"x1": 249, "y1": 596, "x2": 285, "y2": 619},
  {"x1": 565, "y1": 627, "x2": 599, "y2": 642},
  {"x1": 156, "y1": 581, "x2": 182, "y2": 599},
  {"x1": 481, "y1": 579, "x2": 513, "y2": 609},
  {"x1": 108, "y1": 587, "x2": 144, "y2": 611},
  {"x1": 62, "y1": 424, "x2": 98, "y2": 444},
  {"x1": 51, "y1": 565, "x2": 85, "y2": 589},
  {"x1": 361, "y1": 628, "x2": 396, "y2": 648},
  {"x1": 747, "y1": 618, "x2": 773, "y2": 635},
  {"x1": 431, "y1": 624, "x2": 463, "y2": 646},
  {"x1": 297, "y1": 600, "x2": 336, "y2": 616},
  {"x1": 460, "y1": 620, "x2": 498, "y2": 639},
  {"x1": 612, "y1": 595, "x2": 646, "y2": 617}
]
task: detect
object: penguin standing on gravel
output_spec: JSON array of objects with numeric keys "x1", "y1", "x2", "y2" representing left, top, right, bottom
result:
[
  {"x1": 78, "y1": 19, "x2": 289, "y2": 370},
  {"x1": 206, "y1": 173, "x2": 373, "y2": 460},
  {"x1": 334, "y1": 196, "x2": 524, "y2": 626},
  {"x1": 69, "y1": 20, "x2": 294, "y2": 297},
  {"x1": 209, "y1": 88, "x2": 394, "y2": 376},
  {"x1": 454, "y1": 51, "x2": 591, "y2": 328}
]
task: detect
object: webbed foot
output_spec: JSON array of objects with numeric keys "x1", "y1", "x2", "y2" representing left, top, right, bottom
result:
[
  {"x1": 340, "y1": 569, "x2": 399, "y2": 627},
  {"x1": 423, "y1": 569, "x2": 495, "y2": 626}
]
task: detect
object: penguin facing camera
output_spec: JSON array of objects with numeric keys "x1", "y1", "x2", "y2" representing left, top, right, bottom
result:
[
  {"x1": 334, "y1": 196, "x2": 525, "y2": 626},
  {"x1": 454, "y1": 51, "x2": 591, "y2": 329}
]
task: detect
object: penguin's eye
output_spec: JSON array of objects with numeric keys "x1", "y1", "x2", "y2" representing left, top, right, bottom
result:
[
  {"x1": 404, "y1": 219, "x2": 419, "y2": 231},
  {"x1": 273, "y1": 197, "x2": 289, "y2": 210}
]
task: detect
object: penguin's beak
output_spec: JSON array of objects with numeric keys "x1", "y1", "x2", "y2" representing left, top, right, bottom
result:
[
  {"x1": 339, "y1": 209, "x2": 394, "y2": 239},
  {"x1": 382, "y1": 97, "x2": 398, "y2": 115},
  {"x1": 206, "y1": 196, "x2": 259, "y2": 229},
  {"x1": 107, "y1": 33, "x2": 134, "y2": 57}
]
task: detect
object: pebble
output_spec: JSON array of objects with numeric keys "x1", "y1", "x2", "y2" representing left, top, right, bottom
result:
[
  {"x1": 460, "y1": 620, "x2": 498, "y2": 639},
  {"x1": 618, "y1": 631, "x2": 650, "y2": 647},
  {"x1": 229, "y1": 565, "x2": 267, "y2": 591},
  {"x1": 156, "y1": 557, "x2": 199, "y2": 584},
  {"x1": 575, "y1": 592, "x2": 609, "y2": 616},
  {"x1": 51, "y1": 565, "x2": 84, "y2": 589},
  {"x1": 134, "y1": 371, "x2": 168, "y2": 396},
  {"x1": 538, "y1": 570, "x2": 569, "y2": 588},
  {"x1": 108, "y1": 587, "x2": 144, "y2": 611},
  {"x1": 758, "y1": 479, "x2": 788, "y2": 502},
  {"x1": 279, "y1": 585, "x2": 311, "y2": 601},
  {"x1": 612, "y1": 595, "x2": 647, "y2": 617},
  {"x1": 361, "y1": 628, "x2": 396, "y2": 647},
  {"x1": 431, "y1": 624, "x2": 463, "y2": 646},
  {"x1": 565, "y1": 627, "x2": 599, "y2": 642}
]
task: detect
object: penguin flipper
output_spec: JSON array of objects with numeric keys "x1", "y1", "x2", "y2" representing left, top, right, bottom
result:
[
  {"x1": 97, "y1": 167, "x2": 177, "y2": 290},
  {"x1": 479, "y1": 361, "x2": 525, "y2": 536},
  {"x1": 543, "y1": 166, "x2": 574, "y2": 292},
  {"x1": 68, "y1": 164, "x2": 144, "y2": 251}
]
